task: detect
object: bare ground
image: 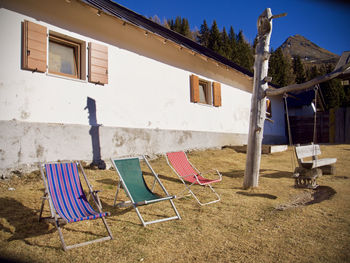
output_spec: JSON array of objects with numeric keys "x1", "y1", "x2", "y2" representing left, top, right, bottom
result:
[{"x1": 1, "y1": 144, "x2": 350, "y2": 263}]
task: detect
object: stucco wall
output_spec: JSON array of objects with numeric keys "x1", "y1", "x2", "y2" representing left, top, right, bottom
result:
[{"x1": 0, "y1": 4, "x2": 254, "y2": 173}]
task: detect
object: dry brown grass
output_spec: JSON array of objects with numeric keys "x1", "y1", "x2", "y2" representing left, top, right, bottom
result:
[{"x1": 1, "y1": 144, "x2": 350, "y2": 263}]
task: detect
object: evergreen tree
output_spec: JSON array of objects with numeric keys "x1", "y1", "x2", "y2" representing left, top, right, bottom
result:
[
  {"x1": 236, "y1": 30, "x2": 254, "y2": 71},
  {"x1": 208, "y1": 20, "x2": 222, "y2": 54},
  {"x1": 220, "y1": 27, "x2": 231, "y2": 58},
  {"x1": 228, "y1": 26, "x2": 238, "y2": 64},
  {"x1": 252, "y1": 34, "x2": 259, "y2": 54},
  {"x1": 181, "y1": 18, "x2": 192, "y2": 39},
  {"x1": 174, "y1": 16, "x2": 182, "y2": 33},
  {"x1": 268, "y1": 48, "x2": 294, "y2": 87},
  {"x1": 167, "y1": 17, "x2": 193, "y2": 40},
  {"x1": 167, "y1": 17, "x2": 181, "y2": 33},
  {"x1": 306, "y1": 65, "x2": 321, "y2": 81},
  {"x1": 321, "y1": 79, "x2": 344, "y2": 109},
  {"x1": 198, "y1": 20, "x2": 210, "y2": 47},
  {"x1": 293, "y1": 56, "x2": 306, "y2": 84}
]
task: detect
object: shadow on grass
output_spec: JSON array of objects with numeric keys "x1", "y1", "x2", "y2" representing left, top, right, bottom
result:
[
  {"x1": 143, "y1": 171, "x2": 180, "y2": 184},
  {"x1": 222, "y1": 145, "x2": 247, "y2": 153},
  {"x1": 306, "y1": 186, "x2": 336, "y2": 205},
  {"x1": 260, "y1": 170, "x2": 293, "y2": 179},
  {"x1": 221, "y1": 170, "x2": 244, "y2": 178},
  {"x1": 97, "y1": 197, "x2": 134, "y2": 217},
  {"x1": 0, "y1": 197, "x2": 130, "y2": 250},
  {"x1": 97, "y1": 178, "x2": 118, "y2": 185},
  {"x1": 0, "y1": 197, "x2": 55, "y2": 244},
  {"x1": 236, "y1": 192, "x2": 278, "y2": 199}
]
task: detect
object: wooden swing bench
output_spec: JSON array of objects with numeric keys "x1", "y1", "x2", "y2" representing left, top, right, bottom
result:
[{"x1": 293, "y1": 144, "x2": 337, "y2": 189}]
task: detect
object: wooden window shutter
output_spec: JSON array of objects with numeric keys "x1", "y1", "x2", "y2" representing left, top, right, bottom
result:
[
  {"x1": 212, "y1": 82, "x2": 222, "y2": 107},
  {"x1": 22, "y1": 20, "x2": 47, "y2": 73},
  {"x1": 88, "y1": 42, "x2": 108, "y2": 85},
  {"x1": 266, "y1": 98, "x2": 272, "y2": 117},
  {"x1": 190, "y1": 74, "x2": 200, "y2": 103}
]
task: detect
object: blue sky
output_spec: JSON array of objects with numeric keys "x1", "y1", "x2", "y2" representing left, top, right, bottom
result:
[{"x1": 115, "y1": 0, "x2": 349, "y2": 56}]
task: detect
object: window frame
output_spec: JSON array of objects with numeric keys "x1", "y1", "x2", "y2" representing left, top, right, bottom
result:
[
  {"x1": 48, "y1": 34, "x2": 81, "y2": 79},
  {"x1": 198, "y1": 79, "x2": 212, "y2": 105},
  {"x1": 190, "y1": 74, "x2": 221, "y2": 107}
]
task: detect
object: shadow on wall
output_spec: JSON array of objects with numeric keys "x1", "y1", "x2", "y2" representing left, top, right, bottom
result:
[{"x1": 85, "y1": 97, "x2": 106, "y2": 169}]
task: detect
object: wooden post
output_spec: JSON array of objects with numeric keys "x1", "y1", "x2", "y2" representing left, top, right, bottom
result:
[{"x1": 243, "y1": 8, "x2": 274, "y2": 189}]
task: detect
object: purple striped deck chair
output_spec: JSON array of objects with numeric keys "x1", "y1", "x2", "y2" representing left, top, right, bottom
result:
[
  {"x1": 166, "y1": 151, "x2": 222, "y2": 206},
  {"x1": 39, "y1": 161, "x2": 113, "y2": 251}
]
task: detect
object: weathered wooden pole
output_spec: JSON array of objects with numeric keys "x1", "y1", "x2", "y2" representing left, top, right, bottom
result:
[{"x1": 243, "y1": 9, "x2": 286, "y2": 189}]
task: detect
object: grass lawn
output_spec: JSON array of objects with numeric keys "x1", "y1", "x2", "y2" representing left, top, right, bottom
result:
[{"x1": 1, "y1": 144, "x2": 350, "y2": 263}]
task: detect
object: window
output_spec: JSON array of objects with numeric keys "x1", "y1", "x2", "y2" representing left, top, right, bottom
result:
[
  {"x1": 49, "y1": 35, "x2": 81, "y2": 79},
  {"x1": 22, "y1": 20, "x2": 108, "y2": 84},
  {"x1": 198, "y1": 79, "x2": 212, "y2": 104},
  {"x1": 190, "y1": 74, "x2": 221, "y2": 107}
]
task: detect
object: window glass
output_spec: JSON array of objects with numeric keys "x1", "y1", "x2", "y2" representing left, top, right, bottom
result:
[
  {"x1": 48, "y1": 37, "x2": 79, "y2": 78},
  {"x1": 199, "y1": 83, "x2": 207, "y2": 104}
]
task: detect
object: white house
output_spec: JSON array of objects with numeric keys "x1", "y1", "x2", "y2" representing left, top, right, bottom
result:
[{"x1": 0, "y1": 0, "x2": 286, "y2": 175}]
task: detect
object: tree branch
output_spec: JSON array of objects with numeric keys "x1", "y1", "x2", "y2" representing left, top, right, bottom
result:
[{"x1": 266, "y1": 61, "x2": 350, "y2": 96}]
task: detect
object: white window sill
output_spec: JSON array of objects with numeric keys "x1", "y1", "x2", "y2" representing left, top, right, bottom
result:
[
  {"x1": 195, "y1": 102, "x2": 216, "y2": 108},
  {"x1": 46, "y1": 72, "x2": 87, "y2": 83}
]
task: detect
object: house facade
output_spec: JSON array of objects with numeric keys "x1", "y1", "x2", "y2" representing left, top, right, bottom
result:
[{"x1": 0, "y1": 0, "x2": 286, "y2": 174}]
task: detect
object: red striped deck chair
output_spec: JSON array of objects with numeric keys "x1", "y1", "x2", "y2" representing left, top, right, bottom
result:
[
  {"x1": 166, "y1": 151, "x2": 222, "y2": 206},
  {"x1": 39, "y1": 161, "x2": 113, "y2": 251}
]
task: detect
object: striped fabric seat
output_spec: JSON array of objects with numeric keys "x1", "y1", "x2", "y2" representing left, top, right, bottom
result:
[
  {"x1": 45, "y1": 162, "x2": 109, "y2": 223},
  {"x1": 166, "y1": 151, "x2": 221, "y2": 185}
]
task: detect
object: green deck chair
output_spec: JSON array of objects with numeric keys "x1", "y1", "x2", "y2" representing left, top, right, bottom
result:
[{"x1": 111, "y1": 156, "x2": 181, "y2": 226}]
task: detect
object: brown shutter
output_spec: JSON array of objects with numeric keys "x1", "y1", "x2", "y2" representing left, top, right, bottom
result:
[
  {"x1": 22, "y1": 20, "x2": 47, "y2": 72},
  {"x1": 212, "y1": 82, "x2": 222, "y2": 107},
  {"x1": 88, "y1": 42, "x2": 108, "y2": 85},
  {"x1": 266, "y1": 98, "x2": 272, "y2": 117},
  {"x1": 190, "y1": 74, "x2": 199, "y2": 103}
]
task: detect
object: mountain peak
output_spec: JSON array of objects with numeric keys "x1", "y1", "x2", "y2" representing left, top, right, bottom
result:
[{"x1": 279, "y1": 35, "x2": 339, "y2": 64}]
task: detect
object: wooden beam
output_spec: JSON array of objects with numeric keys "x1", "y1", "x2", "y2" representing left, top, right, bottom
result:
[{"x1": 266, "y1": 61, "x2": 350, "y2": 96}]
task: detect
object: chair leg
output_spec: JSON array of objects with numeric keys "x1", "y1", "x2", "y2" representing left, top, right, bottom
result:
[
  {"x1": 38, "y1": 197, "x2": 46, "y2": 222},
  {"x1": 113, "y1": 181, "x2": 121, "y2": 206},
  {"x1": 101, "y1": 217, "x2": 114, "y2": 240},
  {"x1": 55, "y1": 221, "x2": 68, "y2": 251},
  {"x1": 55, "y1": 217, "x2": 113, "y2": 251},
  {"x1": 182, "y1": 184, "x2": 220, "y2": 206},
  {"x1": 169, "y1": 199, "x2": 181, "y2": 220},
  {"x1": 134, "y1": 206, "x2": 147, "y2": 227}
]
